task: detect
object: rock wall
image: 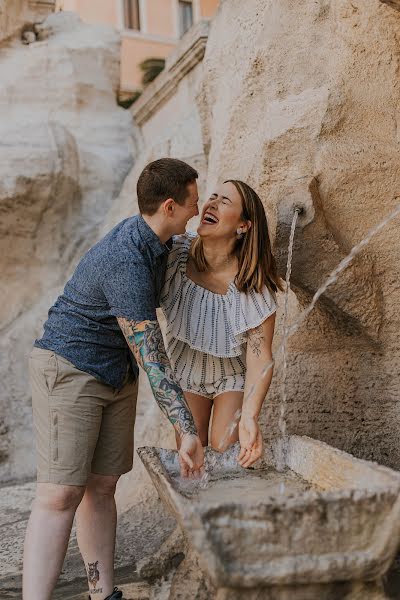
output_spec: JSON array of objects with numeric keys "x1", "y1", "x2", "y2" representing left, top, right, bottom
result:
[
  {"x1": 0, "y1": 0, "x2": 55, "y2": 43},
  {"x1": 0, "y1": 9, "x2": 135, "y2": 482},
  {"x1": 197, "y1": 0, "x2": 400, "y2": 468}
]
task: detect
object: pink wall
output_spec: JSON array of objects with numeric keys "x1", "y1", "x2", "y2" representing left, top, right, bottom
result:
[
  {"x1": 200, "y1": 0, "x2": 218, "y2": 19},
  {"x1": 121, "y1": 37, "x2": 175, "y2": 90},
  {"x1": 146, "y1": 0, "x2": 176, "y2": 37},
  {"x1": 61, "y1": 0, "x2": 119, "y2": 27}
]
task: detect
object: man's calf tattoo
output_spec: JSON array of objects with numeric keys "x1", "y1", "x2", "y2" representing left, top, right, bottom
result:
[{"x1": 87, "y1": 560, "x2": 100, "y2": 590}]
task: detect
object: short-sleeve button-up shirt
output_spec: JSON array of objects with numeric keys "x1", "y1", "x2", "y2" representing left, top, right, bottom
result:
[{"x1": 35, "y1": 215, "x2": 171, "y2": 388}]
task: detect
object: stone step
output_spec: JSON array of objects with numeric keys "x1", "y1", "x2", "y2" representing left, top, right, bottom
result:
[{"x1": 66, "y1": 582, "x2": 151, "y2": 600}]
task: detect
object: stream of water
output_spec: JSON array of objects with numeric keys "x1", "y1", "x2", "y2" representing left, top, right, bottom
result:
[{"x1": 276, "y1": 206, "x2": 301, "y2": 472}]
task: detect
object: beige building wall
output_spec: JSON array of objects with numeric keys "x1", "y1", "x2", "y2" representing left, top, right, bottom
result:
[
  {"x1": 200, "y1": 0, "x2": 218, "y2": 18},
  {"x1": 146, "y1": 0, "x2": 176, "y2": 37},
  {"x1": 57, "y1": 0, "x2": 219, "y2": 92},
  {"x1": 58, "y1": 0, "x2": 119, "y2": 25}
]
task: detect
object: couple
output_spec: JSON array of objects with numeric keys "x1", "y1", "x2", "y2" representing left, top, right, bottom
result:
[{"x1": 23, "y1": 158, "x2": 282, "y2": 600}]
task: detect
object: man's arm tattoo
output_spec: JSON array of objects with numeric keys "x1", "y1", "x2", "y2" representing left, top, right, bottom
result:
[
  {"x1": 247, "y1": 323, "x2": 265, "y2": 357},
  {"x1": 118, "y1": 318, "x2": 197, "y2": 437}
]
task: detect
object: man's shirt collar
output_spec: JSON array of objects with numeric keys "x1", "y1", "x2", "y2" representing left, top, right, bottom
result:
[{"x1": 137, "y1": 214, "x2": 172, "y2": 257}]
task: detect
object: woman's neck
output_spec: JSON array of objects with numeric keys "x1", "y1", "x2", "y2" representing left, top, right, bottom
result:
[{"x1": 201, "y1": 238, "x2": 237, "y2": 272}]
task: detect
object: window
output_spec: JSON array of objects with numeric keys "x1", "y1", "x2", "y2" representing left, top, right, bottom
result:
[
  {"x1": 178, "y1": 0, "x2": 193, "y2": 37},
  {"x1": 123, "y1": 0, "x2": 140, "y2": 30}
]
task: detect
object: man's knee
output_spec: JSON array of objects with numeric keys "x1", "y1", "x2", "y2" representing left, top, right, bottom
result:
[
  {"x1": 86, "y1": 473, "x2": 120, "y2": 497},
  {"x1": 35, "y1": 482, "x2": 85, "y2": 512}
]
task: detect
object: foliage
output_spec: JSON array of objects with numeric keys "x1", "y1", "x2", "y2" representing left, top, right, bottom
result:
[
  {"x1": 117, "y1": 90, "x2": 142, "y2": 109},
  {"x1": 139, "y1": 58, "x2": 166, "y2": 86}
]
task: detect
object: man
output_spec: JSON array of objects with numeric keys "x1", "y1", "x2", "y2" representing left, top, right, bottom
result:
[{"x1": 23, "y1": 158, "x2": 204, "y2": 600}]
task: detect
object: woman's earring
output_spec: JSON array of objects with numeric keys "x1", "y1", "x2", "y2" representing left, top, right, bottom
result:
[{"x1": 236, "y1": 227, "x2": 244, "y2": 240}]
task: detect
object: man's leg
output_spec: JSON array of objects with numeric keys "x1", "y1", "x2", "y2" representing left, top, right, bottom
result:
[
  {"x1": 23, "y1": 482, "x2": 85, "y2": 600},
  {"x1": 25, "y1": 349, "x2": 110, "y2": 598},
  {"x1": 79, "y1": 375, "x2": 138, "y2": 598},
  {"x1": 76, "y1": 474, "x2": 119, "y2": 599}
]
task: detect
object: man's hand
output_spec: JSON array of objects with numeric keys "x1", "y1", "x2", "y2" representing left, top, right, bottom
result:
[
  {"x1": 179, "y1": 433, "x2": 204, "y2": 478},
  {"x1": 238, "y1": 416, "x2": 263, "y2": 468}
]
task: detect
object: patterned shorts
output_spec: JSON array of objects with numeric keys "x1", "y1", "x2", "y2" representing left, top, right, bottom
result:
[{"x1": 168, "y1": 338, "x2": 246, "y2": 400}]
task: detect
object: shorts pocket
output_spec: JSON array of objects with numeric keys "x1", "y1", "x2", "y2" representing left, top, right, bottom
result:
[
  {"x1": 29, "y1": 350, "x2": 58, "y2": 395},
  {"x1": 45, "y1": 354, "x2": 58, "y2": 394},
  {"x1": 50, "y1": 409, "x2": 59, "y2": 462}
]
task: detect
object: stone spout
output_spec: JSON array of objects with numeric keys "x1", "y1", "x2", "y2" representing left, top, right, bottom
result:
[{"x1": 380, "y1": 0, "x2": 400, "y2": 11}]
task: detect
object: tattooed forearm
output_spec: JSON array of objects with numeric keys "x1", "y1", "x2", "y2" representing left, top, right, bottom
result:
[
  {"x1": 247, "y1": 323, "x2": 265, "y2": 357},
  {"x1": 118, "y1": 318, "x2": 197, "y2": 437}
]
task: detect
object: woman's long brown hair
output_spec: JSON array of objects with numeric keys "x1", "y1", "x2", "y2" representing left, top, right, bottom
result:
[{"x1": 191, "y1": 180, "x2": 284, "y2": 295}]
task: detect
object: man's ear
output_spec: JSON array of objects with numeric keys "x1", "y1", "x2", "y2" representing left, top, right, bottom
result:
[{"x1": 163, "y1": 198, "x2": 175, "y2": 215}]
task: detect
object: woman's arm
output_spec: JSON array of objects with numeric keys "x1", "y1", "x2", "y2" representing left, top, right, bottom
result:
[{"x1": 238, "y1": 313, "x2": 276, "y2": 467}]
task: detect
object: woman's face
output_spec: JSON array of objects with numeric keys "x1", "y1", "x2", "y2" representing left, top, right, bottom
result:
[{"x1": 197, "y1": 182, "x2": 248, "y2": 240}]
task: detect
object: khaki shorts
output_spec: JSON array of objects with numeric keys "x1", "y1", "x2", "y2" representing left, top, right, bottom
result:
[{"x1": 29, "y1": 347, "x2": 138, "y2": 486}]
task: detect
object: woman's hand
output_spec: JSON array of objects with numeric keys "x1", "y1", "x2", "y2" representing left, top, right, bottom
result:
[
  {"x1": 238, "y1": 416, "x2": 263, "y2": 468},
  {"x1": 179, "y1": 433, "x2": 205, "y2": 478}
]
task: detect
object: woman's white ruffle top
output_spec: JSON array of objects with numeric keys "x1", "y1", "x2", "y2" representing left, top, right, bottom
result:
[{"x1": 160, "y1": 232, "x2": 277, "y2": 358}]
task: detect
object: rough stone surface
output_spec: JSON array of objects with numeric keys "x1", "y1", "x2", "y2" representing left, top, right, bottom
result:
[
  {"x1": 0, "y1": 9, "x2": 134, "y2": 482},
  {"x1": 138, "y1": 438, "x2": 400, "y2": 593},
  {"x1": 196, "y1": 0, "x2": 400, "y2": 470},
  {"x1": 0, "y1": 0, "x2": 55, "y2": 43}
]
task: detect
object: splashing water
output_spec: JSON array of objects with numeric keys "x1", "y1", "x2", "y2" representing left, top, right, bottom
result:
[
  {"x1": 215, "y1": 201, "x2": 400, "y2": 472},
  {"x1": 199, "y1": 415, "x2": 240, "y2": 489},
  {"x1": 199, "y1": 448, "x2": 218, "y2": 489},
  {"x1": 218, "y1": 408, "x2": 242, "y2": 451}
]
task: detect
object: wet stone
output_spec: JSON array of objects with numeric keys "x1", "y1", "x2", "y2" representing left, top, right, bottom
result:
[{"x1": 172, "y1": 466, "x2": 319, "y2": 503}]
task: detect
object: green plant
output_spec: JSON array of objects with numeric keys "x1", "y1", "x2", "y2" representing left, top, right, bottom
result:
[
  {"x1": 139, "y1": 58, "x2": 166, "y2": 86},
  {"x1": 117, "y1": 90, "x2": 142, "y2": 109}
]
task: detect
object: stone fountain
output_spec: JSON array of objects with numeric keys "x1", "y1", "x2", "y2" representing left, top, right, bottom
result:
[{"x1": 138, "y1": 436, "x2": 400, "y2": 599}]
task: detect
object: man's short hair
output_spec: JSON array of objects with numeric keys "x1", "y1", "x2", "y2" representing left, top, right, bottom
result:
[{"x1": 137, "y1": 158, "x2": 198, "y2": 215}]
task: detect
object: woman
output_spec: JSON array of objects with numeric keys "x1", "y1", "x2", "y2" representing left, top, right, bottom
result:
[{"x1": 160, "y1": 180, "x2": 284, "y2": 468}]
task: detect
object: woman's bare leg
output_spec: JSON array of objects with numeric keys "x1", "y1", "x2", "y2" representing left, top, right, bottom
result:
[
  {"x1": 175, "y1": 392, "x2": 213, "y2": 448},
  {"x1": 210, "y1": 391, "x2": 244, "y2": 451}
]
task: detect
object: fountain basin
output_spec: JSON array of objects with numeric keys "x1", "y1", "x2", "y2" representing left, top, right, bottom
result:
[{"x1": 138, "y1": 435, "x2": 400, "y2": 589}]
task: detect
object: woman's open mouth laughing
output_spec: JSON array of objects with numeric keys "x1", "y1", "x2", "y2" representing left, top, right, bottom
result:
[{"x1": 201, "y1": 211, "x2": 219, "y2": 225}]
